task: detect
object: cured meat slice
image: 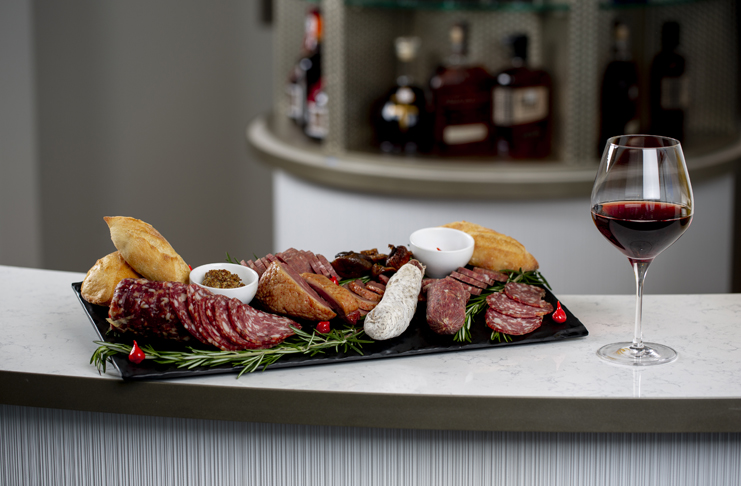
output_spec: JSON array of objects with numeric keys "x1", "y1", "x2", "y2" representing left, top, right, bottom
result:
[
  {"x1": 456, "y1": 267, "x2": 495, "y2": 286},
  {"x1": 252, "y1": 258, "x2": 268, "y2": 277},
  {"x1": 365, "y1": 281, "x2": 386, "y2": 296},
  {"x1": 377, "y1": 274, "x2": 390, "y2": 285},
  {"x1": 450, "y1": 271, "x2": 488, "y2": 289},
  {"x1": 108, "y1": 279, "x2": 191, "y2": 342},
  {"x1": 445, "y1": 277, "x2": 480, "y2": 296},
  {"x1": 277, "y1": 248, "x2": 313, "y2": 274},
  {"x1": 211, "y1": 294, "x2": 256, "y2": 347},
  {"x1": 228, "y1": 298, "x2": 299, "y2": 348},
  {"x1": 347, "y1": 292, "x2": 379, "y2": 311},
  {"x1": 241, "y1": 259, "x2": 261, "y2": 276},
  {"x1": 316, "y1": 253, "x2": 340, "y2": 279},
  {"x1": 187, "y1": 284, "x2": 218, "y2": 346},
  {"x1": 171, "y1": 283, "x2": 210, "y2": 345},
  {"x1": 196, "y1": 296, "x2": 243, "y2": 351},
  {"x1": 473, "y1": 267, "x2": 509, "y2": 282},
  {"x1": 486, "y1": 292, "x2": 553, "y2": 318},
  {"x1": 302, "y1": 273, "x2": 360, "y2": 325},
  {"x1": 255, "y1": 261, "x2": 336, "y2": 321},
  {"x1": 303, "y1": 250, "x2": 328, "y2": 277},
  {"x1": 485, "y1": 307, "x2": 543, "y2": 336},
  {"x1": 346, "y1": 280, "x2": 382, "y2": 302},
  {"x1": 426, "y1": 278, "x2": 469, "y2": 335},
  {"x1": 504, "y1": 282, "x2": 546, "y2": 307}
]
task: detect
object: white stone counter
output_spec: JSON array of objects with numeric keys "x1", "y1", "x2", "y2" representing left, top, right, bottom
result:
[{"x1": 2, "y1": 265, "x2": 740, "y2": 433}]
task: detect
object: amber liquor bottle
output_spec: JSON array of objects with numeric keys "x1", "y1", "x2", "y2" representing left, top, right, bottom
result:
[
  {"x1": 598, "y1": 21, "x2": 641, "y2": 155},
  {"x1": 492, "y1": 34, "x2": 552, "y2": 159},
  {"x1": 649, "y1": 21, "x2": 687, "y2": 142},
  {"x1": 372, "y1": 37, "x2": 430, "y2": 154},
  {"x1": 429, "y1": 22, "x2": 493, "y2": 157}
]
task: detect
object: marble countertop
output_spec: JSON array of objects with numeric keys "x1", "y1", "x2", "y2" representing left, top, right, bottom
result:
[{"x1": 2, "y1": 265, "x2": 740, "y2": 432}]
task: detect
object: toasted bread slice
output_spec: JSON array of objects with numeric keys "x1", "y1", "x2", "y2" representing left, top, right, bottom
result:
[
  {"x1": 441, "y1": 221, "x2": 539, "y2": 272},
  {"x1": 104, "y1": 216, "x2": 190, "y2": 283}
]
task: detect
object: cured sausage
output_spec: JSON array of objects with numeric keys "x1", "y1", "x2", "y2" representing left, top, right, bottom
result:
[
  {"x1": 228, "y1": 298, "x2": 299, "y2": 348},
  {"x1": 363, "y1": 260, "x2": 425, "y2": 340},
  {"x1": 426, "y1": 278, "x2": 468, "y2": 335},
  {"x1": 486, "y1": 292, "x2": 553, "y2": 318},
  {"x1": 504, "y1": 282, "x2": 546, "y2": 307},
  {"x1": 485, "y1": 307, "x2": 543, "y2": 336}
]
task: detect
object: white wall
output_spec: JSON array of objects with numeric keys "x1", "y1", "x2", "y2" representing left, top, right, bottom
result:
[
  {"x1": 0, "y1": 1, "x2": 275, "y2": 272},
  {"x1": 275, "y1": 170, "x2": 734, "y2": 295},
  {"x1": 0, "y1": 0, "x2": 42, "y2": 268}
]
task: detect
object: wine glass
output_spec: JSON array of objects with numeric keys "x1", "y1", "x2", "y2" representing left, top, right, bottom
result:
[{"x1": 591, "y1": 135, "x2": 694, "y2": 366}]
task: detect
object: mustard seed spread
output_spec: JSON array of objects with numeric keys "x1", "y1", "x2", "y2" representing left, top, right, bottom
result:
[{"x1": 202, "y1": 269, "x2": 244, "y2": 289}]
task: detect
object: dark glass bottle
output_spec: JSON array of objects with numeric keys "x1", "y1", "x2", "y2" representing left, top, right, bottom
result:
[
  {"x1": 491, "y1": 34, "x2": 552, "y2": 159},
  {"x1": 649, "y1": 21, "x2": 687, "y2": 142},
  {"x1": 429, "y1": 22, "x2": 494, "y2": 157},
  {"x1": 372, "y1": 37, "x2": 430, "y2": 154},
  {"x1": 598, "y1": 21, "x2": 641, "y2": 155},
  {"x1": 302, "y1": 8, "x2": 327, "y2": 141},
  {"x1": 286, "y1": 8, "x2": 322, "y2": 131}
]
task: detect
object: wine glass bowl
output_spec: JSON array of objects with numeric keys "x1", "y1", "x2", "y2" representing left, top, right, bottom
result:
[{"x1": 591, "y1": 135, "x2": 694, "y2": 366}]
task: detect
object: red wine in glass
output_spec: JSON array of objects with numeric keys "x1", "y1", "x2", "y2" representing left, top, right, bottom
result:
[
  {"x1": 591, "y1": 201, "x2": 692, "y2": 263},
  {"x1": 591, "y1": 134, "x2": 694, "y2": 366}
]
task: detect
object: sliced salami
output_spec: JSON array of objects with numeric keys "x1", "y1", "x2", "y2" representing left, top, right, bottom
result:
[
  {"x1": 211, "y1": 294, "x2": 256, "y2": 347},
  {"x1": 486, "y1": 292, "x2": 553, "y2": 318},
  {"x1": 426, "y1": 278, "x2": 469, "y2": 335},
  {"x1": 504, "y1": 282, "x2": 546, "y2": 307},
  {"x1": 485, "y1": 307, "x2": 542, "y2": 336},
  {"x1": 456, "y1": 267, "x2": 494, "y2": 286},
  {"x1": 228, "y1": 298, "x2": 299, "y2": 348},
  {"x1": 473, "y1": 267, "x2": 509, "y2": 282},
  {"x1": 196, "y1": 296, "x2": 243, "y2": 351},
  {"x1": 450, "y1": 271, "x2": 488, "y2": 289},
  {"x1": 186, "y1": 284, "x2": 217, "y2": 346},
  {"x1": 171, "y1": 283, "x2": 210, "y2": 345},
  {"x1": 445, "y1": 277, "x2": 480, "y2": 296}
]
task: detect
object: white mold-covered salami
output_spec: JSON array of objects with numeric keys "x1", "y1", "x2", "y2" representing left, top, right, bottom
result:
[{"x1": 363, "y1": 261, "x2": 424, "y2": 340}]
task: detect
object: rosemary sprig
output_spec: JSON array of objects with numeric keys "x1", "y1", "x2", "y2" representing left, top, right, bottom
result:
[
  {"x1": 453, "y1": 269, "x2": 551, "y2": 343},
  {"x1": 91, "y1": 326, "x2": 372, "y2": 378}
]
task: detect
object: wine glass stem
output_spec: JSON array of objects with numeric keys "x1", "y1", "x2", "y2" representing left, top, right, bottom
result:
[{"x1": 631, "y1": 260, "x2": 651, "y2": 351}]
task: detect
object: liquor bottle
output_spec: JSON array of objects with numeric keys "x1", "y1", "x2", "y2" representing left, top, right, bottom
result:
[
  {"x1": 428, "y1": 22, "x2": 494, "y2": 157},
  {"x1": 305, "y1": 79, "x2": 329, "y2": 140},
  {"x1": 649, "y1": 21, "x2": 687, "y2": 142},
  {"x1": 372, "y1": 37, "x2": 430, "y2": 154},
  {"x1": 286, "y1": 8, "x2": 322, "y2": 129},
  {"x1": 492, "y1": 34, "x2": 552, "y2": 159},
  {"x1": 598, "y1": 21, "x2": 640, "y2": 155}
]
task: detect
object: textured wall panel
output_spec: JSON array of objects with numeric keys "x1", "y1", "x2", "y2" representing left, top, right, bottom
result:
[{"x1": 3, "y1": 404, "x2": 740, "y2": 486}]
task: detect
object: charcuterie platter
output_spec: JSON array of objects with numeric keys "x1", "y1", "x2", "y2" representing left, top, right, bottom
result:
[
  {"x1": 77, "y1": 217, "x2": 588, "y2": 381},
  {"x1": 75, "y1": 281, "x2": 587, "y2": 381}
]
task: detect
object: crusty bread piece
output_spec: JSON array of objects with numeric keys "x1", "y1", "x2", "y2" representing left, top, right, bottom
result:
[
  {"x1": 104, "y1": 216, "x2": 190, "y2": 283},
  {"x1": 441, "y1": 221, "x2": 539, "y2": 272},
  {"x1": 81, "y1": 251, "x2": 141, "y2": 306}
]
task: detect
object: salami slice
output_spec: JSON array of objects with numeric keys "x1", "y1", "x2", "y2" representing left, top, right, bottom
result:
[
  {"x1": 473, "y1": 267, "x2": 509, "y2": 282},
  {"x1": 504, "y1": 282, "x2": 546, "y2": 307},
  {"x1": 170, "y1": 283, "x2": 210, "y2": 345},
  {"x1": 451, "y1": 271, "x2": 488, "y2": 289},
  {"x1": 456, "y1": 267, "x2": 495, "y2": 286},
  {"x1": 426, "y1": 278, "x2": 468, "y2": 335},
  {"x1": 486, "y1": 292, "x2": 553, "y2": 318},
  {"x1": 211, "y1": 294, "x2": 256, "y2": 348},
  {"x1": 228, "y1": 298, "x2": 299, "y2": 348},
  {"x1": 485, "y1": 307, "x2": 542, "y2": 336},
  {"x1": 196, "y1": 296, "x2": 243, "y2": 351}
]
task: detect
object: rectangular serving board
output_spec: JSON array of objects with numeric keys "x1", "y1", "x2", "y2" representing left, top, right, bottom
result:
[{"x1": 74, "y1": 281, "x2": 588, "y2": 381}]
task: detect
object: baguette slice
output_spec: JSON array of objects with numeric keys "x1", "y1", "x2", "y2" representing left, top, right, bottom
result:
[
  {"x1": 441, "y1": 221, "x2": 539, "y2": 272},
  {"x1": 104, "y1": 216, "x2": 190, "y2": 283},
  {"x1": 81, "y1": 251, "x2": 141, "y2": 306}
]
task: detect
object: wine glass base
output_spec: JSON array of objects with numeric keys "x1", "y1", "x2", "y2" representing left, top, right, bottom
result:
[{"x1": 597, "y1": 342, "x2": 677, "y2": 367}]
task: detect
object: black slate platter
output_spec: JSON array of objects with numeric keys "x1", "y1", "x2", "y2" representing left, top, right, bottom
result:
[{"x1": 74, "y1": 281, "x2": 588, "y2": 381}]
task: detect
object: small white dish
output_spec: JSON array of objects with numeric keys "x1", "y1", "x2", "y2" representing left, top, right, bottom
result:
[
  {"x1": 409, "y1": 227, "x2": 475, "y2": 278},
  {"x1": 189, "y1": 263, "x2": 259, "y2": 305}
]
